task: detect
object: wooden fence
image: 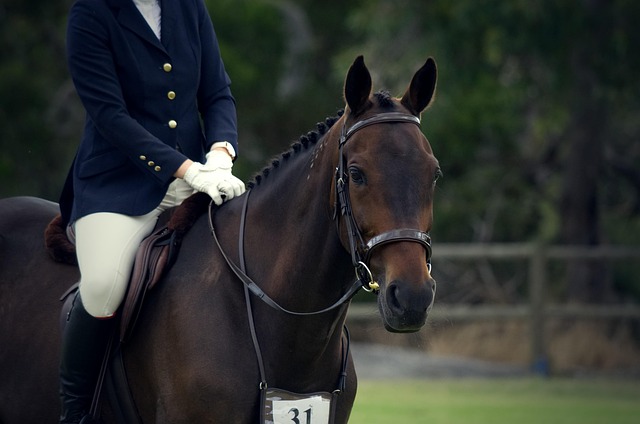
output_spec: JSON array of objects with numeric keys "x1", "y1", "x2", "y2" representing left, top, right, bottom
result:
[{"x1": 347, "y1": 243, "x2": 640, "y2": 374}]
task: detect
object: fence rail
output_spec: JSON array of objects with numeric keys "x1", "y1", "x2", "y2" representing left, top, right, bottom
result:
[{"x1": 346, "y1": 243, "x2": 640, "y2": 374}]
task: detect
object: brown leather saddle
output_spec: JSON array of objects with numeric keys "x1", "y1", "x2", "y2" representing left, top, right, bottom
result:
[{"x1": 56, "y1": 220, "x2": 175, "y2": 342}]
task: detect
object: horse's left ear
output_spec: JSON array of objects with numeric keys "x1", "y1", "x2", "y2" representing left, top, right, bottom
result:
[{"x1": 401, "y1": 57, "x2": 437, "y2": 116}]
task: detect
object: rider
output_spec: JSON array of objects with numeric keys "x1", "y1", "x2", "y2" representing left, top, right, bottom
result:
[{"x1": 59, "y1": 0, "x2": 244, "y2": 422}]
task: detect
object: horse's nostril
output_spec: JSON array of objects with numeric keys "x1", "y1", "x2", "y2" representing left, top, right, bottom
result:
[
  {"x1": 381, "y1": 279, "x2": 434, "y2": 332},
  {"x1": 385, "y1": 279, "x2": 435, "y2": 314},
  {"x1": 387, "y1": 284, "x2": 402, "y2": 313}
]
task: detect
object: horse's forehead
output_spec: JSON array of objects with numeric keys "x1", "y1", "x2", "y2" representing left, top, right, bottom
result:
[{"x1": 347, "y1": 123, "x2": 435, "y2": 164}]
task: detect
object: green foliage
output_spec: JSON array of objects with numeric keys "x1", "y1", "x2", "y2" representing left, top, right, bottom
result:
[
  {"x1": 0, "y1": 1, "x2": 71, "y2": 199},
  {"x1": 342, "y1": 0, "x2": 640, "y2": 248},
  {"x1": 0, "y1": 0, "x2": 638, "y2": 297}
]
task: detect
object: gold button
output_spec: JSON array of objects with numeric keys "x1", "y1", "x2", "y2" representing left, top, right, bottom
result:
[
  {"x1": 167, "y1": 91, "x2": 176, "y2": 100},
  {"x1": 163, "y1": 63, "x2": 172, "y2": 72},
  {"x1": 139, "y1": 155, "x2": 146, "y2": 160},
  {"x1": 168, "y1": 120, "x2": 177, "y2": 129},
  {"x1": 154, "y1": 166, "x2": 162, "y2": 172},
  {"x1": 148, "y1": 161, "x2": 155, "y2": 167}
]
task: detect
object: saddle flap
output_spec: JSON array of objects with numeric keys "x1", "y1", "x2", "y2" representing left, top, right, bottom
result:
[{"x1": 119, "y1": 225, "x2": 175, "y2": 343}]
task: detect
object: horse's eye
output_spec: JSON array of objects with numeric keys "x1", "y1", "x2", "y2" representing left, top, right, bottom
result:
[
  {"x1": 433, "y1": 168, "x2": 443, "y2": 186},
  {"x1": 349, "y1": 167, "x2": 366, "y2": 185}
]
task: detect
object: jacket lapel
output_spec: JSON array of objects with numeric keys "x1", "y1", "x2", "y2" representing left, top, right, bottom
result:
[{"x1": 108, "y1": 0, "x2": 167, "y2": 54}]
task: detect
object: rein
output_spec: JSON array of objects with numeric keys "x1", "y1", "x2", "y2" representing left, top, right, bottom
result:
[
  {"x1": 209, "y1": 191, "x2": 351, "y2": 398},
  {"x1": 335, "y1": 112, "x2": 433, "y2": 292},
  {"x1": 208, "y1": 192, "x2": 363, "y2": 316}
]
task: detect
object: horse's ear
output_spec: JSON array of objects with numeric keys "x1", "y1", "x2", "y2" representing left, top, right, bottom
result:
[
  {"x1": 401, "y1": 57, "x2": 437, "y2": 116},
  {"x1": 344, "y1": 55, "x2": 372, "y2": 116}
]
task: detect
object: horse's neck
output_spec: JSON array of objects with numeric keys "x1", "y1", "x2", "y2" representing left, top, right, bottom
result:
[
  {"x1": 250, "y1": 134, "x2": 346, "y2": 268},
  {"x1": 243, "y1": 132, "x2": 353, "y2": 340}
]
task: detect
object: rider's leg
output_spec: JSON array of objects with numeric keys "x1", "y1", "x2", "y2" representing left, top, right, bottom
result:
[
  {"x1": 59, "y1": 179, "x2": 194, "y2": 423},
  {"x1": 59, "y1": 210, "x2": 159, "y2": 423}
]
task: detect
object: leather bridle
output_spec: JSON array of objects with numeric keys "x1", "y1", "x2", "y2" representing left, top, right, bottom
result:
[
  {"x1": 334, "y1": 112, "x2": 433, "y2": 293},
  {"x1": 209, "y1": 111, "x2": 433, "y2": 316}
]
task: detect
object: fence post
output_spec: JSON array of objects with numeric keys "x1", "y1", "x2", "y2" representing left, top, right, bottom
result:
[{"x1": 529, "y1": 244, "x2": 549, "y2": 375}]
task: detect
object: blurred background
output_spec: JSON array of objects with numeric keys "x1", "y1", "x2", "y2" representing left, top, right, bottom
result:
[{"x1": 1, "y1": 0, "x2": 639, "y2": 377}]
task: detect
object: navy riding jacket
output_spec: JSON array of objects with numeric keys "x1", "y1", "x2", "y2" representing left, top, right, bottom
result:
[{"x1": 61, "y1": 0, "x2": 237, "y2": 223}]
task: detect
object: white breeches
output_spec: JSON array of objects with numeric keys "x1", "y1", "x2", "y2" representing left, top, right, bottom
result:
[{"x1": 75, "y1": 179, "x2": 195, "y2": 317}]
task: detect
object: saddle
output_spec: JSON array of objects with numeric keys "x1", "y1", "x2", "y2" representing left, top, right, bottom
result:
[{"x1": 46, "y1": 192, "x2": 211, "y2": 340}]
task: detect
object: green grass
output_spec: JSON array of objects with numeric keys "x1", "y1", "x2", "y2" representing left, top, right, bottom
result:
[{"x1": 349, "y1": 378, "x2": 640, "y2": 424}]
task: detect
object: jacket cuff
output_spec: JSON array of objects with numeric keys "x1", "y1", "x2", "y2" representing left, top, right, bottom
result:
[{"x1": 211, "y1": 141, "x2": 236, "y2": 159}]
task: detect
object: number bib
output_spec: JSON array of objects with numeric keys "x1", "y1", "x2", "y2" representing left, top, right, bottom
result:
[{"x1": 263, "y1": 388, "x2": 337, "y2": 424}]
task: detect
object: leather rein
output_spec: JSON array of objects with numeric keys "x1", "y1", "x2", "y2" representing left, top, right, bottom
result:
[{"x1": 208, "y1": 111, "x2": 433, "y2": 316}]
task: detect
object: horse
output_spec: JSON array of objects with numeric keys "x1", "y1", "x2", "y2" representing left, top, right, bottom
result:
[{"x1": 0, "y1": 55, "x2": 440, "y2": 423}]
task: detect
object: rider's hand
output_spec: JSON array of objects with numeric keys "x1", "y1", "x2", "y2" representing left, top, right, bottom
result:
[{"x1": 183, "y1": 151, "x2": 245, "y2": 205}]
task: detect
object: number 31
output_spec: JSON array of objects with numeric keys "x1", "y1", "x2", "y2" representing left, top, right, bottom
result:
[{"x1": 288, "y1": 407, "x2": 312, "y2": 424}]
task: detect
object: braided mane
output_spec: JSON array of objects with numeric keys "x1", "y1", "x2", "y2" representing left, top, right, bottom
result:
[
  {"x1": 246, "y1": 90, "x2": 397, "y2": 189},
  {"x1": 374, "y1": 90, "x2": 395, "y2": 109},
  {"x1": 247, "y1": 109, "x2": 344, "y2": 188}
]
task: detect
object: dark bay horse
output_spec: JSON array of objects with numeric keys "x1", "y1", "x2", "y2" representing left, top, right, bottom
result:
[{"x1": 0, "y1": 55, "x2": 440, "y2": 423}]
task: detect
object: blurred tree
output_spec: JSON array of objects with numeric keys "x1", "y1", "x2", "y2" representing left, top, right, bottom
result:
[
  {"x1": 558, "y1": 0, "x2": 640, "y2": 302},
  {"x1": 1, "y1": 0, "x2": 638, "y2": 302},
  {"x1": 206, "y1": 0, "x2": 367, "y2": 180},
  {"x1": 344, "y1": 0, "x2": 640, "y2": 301},
  {"x1": 0, "y1": 0, "x2": 75, "y2": 199},
  {"x1": 204, "y1": 0, "x2": 286, "y2": 178}
]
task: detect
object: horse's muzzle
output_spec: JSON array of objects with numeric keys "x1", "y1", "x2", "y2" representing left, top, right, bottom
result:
[{"x1": 378, "y1": 276, "x2": 436, "y2": 333}]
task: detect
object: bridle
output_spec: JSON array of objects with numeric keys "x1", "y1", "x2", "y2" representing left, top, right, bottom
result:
[
  {"x1": 209, "y1": 111, "x2": 433, "y2": 315},
  {"x1": 334, "y1": 112, "x2": 433, "y2": 293}
]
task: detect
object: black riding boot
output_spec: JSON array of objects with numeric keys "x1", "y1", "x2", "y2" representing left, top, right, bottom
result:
[{"x1": 59, "y1": 294, "x2": 114, "y2": 424}]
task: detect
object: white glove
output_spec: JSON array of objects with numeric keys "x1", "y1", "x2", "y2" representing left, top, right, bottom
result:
[
  {"x1": 203, "y1": 148, "x2": 234, "y2": 172},
  {"x1": 183, "y1": 151, "x2": 245, "y2": 205}
]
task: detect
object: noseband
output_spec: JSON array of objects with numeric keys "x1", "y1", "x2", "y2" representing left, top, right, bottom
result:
[{"x1": 335, "y1": 112, "x2": 433, "y2": 293}]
